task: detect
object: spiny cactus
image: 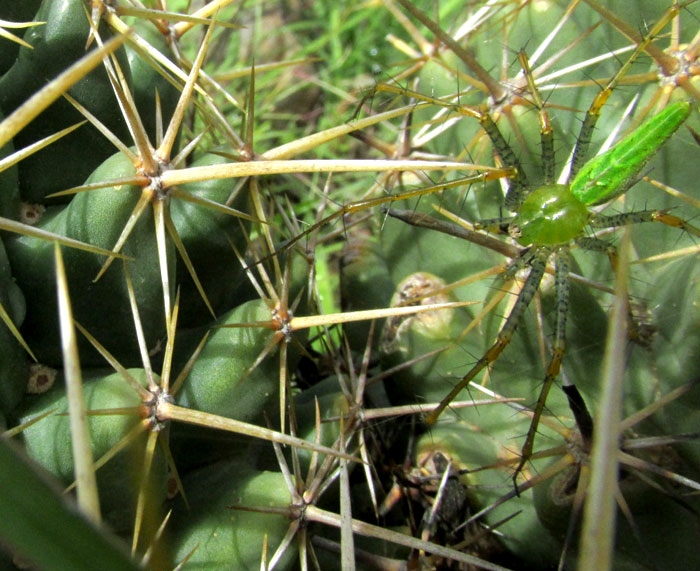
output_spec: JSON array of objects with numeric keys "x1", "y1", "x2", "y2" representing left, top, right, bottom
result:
[{"x1": 1, "y1": 1, "x2": 699, "y2": 570}]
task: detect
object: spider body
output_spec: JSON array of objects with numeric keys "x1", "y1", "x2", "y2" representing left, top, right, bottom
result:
[
  {"x1": 507, "y1": 101, "x2": 692, "y2": 248},
  {"x1": 509, "y1": 183, "x2": 589, "y2": 246}
]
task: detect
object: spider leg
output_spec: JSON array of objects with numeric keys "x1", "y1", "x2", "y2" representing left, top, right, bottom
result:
[
  {"x1": 515, "y1": 248, "x2": 570, "y2": 484},
  {"x1": 250, "y1": 169, "x2": 512, "y2": 269},
  {"x1": 476, "y1": 49, "x2": 559, "y2": 211},
  {"x1": 473, "y1": 48, "x2": 555, "y2": 211},
  {"x1": 473, "y1": 216, "x2": 516, "y2": 237},
  {"x1": 568, "y1": 3, "x2": 682, "y2": 181},
  {"x1": 581, "y1": 209, "x2": 700, "y2": 346},
  {"x1": 590, "y1": 210, "x2": 700, "y2": 238},
  {"x1": 382, "y1": 207, "x2": 519, "y2": 259},
  {"x1": 576, "y1": 235, "x2": 618, "y2": 268},
  {"x1": 580, "y1": 206, "x2": 700, "y2": 275},
  {"x1": 517, "y1": 51, "x2": 555, "y2": 186},
  {"x1": 577, "y1": 234, "x2": 663, "y2": 349},
  {"x1": 478, "y1": 112, "x2": 530, "y2": 212},
  {"x1": 425, "y1": 247, "x2": 550, "y2": 425},
  {"x1": 376, "y1": 81, "x2": 532, "y2": 211}
]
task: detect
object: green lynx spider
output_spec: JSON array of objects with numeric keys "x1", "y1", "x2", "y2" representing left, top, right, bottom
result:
[{"x1": 378, "y1": 22, "x2": 700, "y2": 476}]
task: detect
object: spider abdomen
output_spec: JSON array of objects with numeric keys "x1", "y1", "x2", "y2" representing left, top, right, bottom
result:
[
  {"x1": 570, "y1": 101, "x2": 691, "y2": 206},
  {"x1": 515, "y1": 184, "x2": 589, "y2": 246}
]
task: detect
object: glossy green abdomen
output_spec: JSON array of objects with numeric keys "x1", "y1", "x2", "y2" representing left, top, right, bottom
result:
[
  {"x1": 515, "y1": 184, "x2": 589, "y2": 246},
  {"x1": 570, "y1": 101, "x2": 691, "y2": 206}
]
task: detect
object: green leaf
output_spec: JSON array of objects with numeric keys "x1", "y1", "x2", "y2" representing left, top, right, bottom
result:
[{"x1": 0, "y1": 436, "x2": 140, "y2": 571}]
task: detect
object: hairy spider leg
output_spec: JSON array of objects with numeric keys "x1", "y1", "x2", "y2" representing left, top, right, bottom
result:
[
  {"x1": 516, "y1": 249, "x2": 570, "y2": 479},
  {"x1": 590, "y1": 210, "x2": 700, "y2": 238},
  {"x1": 244, "y1": 168, "x2": 514, "y2": 273},
  {"x1": 567, "y1": 2, "x2": 685, "y2": 181},
  {"x1": 517, "y1": 50, "x2": 555, "y2": 189},
  {"x1": 581, "y1": 209, "x2": 700, "y2": 345},
  {"x1": 273, "y1": 169, "x2": 513, "y2": 257},
  {"x1": 425, "y1": 247, "x2": 550, "y2": 425},
  {"x1": 374, "y1": 83, "x2": 531, "y2": 210}
]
